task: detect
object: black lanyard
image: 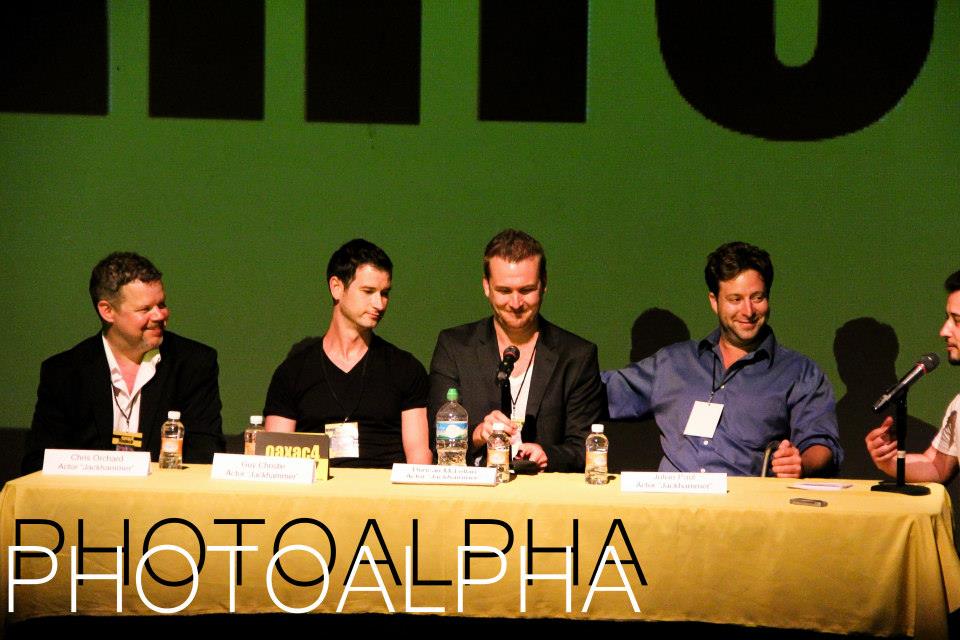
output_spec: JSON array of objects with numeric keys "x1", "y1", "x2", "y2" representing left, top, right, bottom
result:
[
  {"x1": 709, "y1": 352, "x2": 746, "y2": 402},
  {"x1": 112, "y1": 386, "x2": 135, "y2": 427},
  {"x1": 320, "y1": 347, "x2": 370, "y2": 422},
  {"x1": 510, "y1": 339, "x2": 538, "y2": 414}
]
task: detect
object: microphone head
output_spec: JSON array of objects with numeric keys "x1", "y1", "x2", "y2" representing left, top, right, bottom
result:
[
  {"x1": 919, "y1": 352, "x2": 940, "y2": 373},
  {"x1": 503, "y1": 345, "x2": 520, "y2": 363}
]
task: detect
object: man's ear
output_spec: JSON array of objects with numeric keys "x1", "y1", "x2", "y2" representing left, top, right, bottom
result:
[
  {"x1": 708, "y1": 292, "x2": 718, "y2": 315},
  {"x1": 97, "y1": 300, "x2": 114, "y2": 324},
  {"x1": 329, "y1": 276, "x2": 344, "y2": 303}
]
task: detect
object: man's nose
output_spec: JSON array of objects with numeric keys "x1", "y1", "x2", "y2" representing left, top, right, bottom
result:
[{"x1": 940, "y1": 319, "x2": 952, "y2": 338}]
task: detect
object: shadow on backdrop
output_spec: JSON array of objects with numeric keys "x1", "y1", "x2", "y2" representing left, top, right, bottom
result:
[
  {"x1": 608, "y1": 308, "x2": 690, "y2": 473},
  {"x1": 630, "y1": 308, "x2": 691, "y2": 363},
  {"x1": 833, "y1": 317, "x2": 934, "y2": 480},
  {"x1": 835, "y1": 317, "x2": 960, "y2": 556}
]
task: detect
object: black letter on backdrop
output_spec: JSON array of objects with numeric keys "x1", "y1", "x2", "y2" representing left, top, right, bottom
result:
[
  {"x1": 0, "y1": 2, "x2": 108, "y2": 115},
  {"x1": 306, "y1": 0, "x2": 422, "y2": 124},
  {"x1": 655, "y1": 0, "x2": 935, "y2": 140},
  {"x1": 479, "y1": 0, "x2": 588, "y2": 122},
  {"x1": 150, "y1": 0, "x2": 265, "y2": 120}
]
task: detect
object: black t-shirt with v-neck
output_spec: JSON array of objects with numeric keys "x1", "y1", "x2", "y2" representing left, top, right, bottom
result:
[{"x1": 263, "y1": 335, "x2": 428, "y2": 468}]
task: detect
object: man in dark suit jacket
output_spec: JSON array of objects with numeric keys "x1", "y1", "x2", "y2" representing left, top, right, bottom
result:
[
  {"x1": 429, "y1": 230, "x2": 603, "y2": 472},
  {"x1": 22, "y1": 252, "x2": 224, "y2": 474}
]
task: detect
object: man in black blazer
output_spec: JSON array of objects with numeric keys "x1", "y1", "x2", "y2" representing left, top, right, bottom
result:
[
  {"x1": 22, "y1": 252, "x2": 224, "y2": 474},
  {"x1": 429, "y1": 230, "x2": 603, "y2": 472}
]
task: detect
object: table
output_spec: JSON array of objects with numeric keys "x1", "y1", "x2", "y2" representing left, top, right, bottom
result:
[{"x1": 2, "y1": 466, "x2": 958, "y2": 638}]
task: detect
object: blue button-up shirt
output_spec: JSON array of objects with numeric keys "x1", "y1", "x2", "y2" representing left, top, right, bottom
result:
[{"x1": 603, "y1": 327, "x2": 842, "y2": 476}]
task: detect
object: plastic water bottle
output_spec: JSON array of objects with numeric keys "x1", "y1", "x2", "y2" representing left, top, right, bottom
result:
[
  {"x1": 244, "y1": 415, "x2": 264, "y2": 455},
  {"x1": 436, "y1": 388, "x2": 468, "y2": 465},
  {"x1": 487, "y1": 422, "x2": 511, "y2": 483},
  {"x1": 585, "y1": 423, "x2": 608, "y2": 484},
  {"x1": 159, "y1": 410, "x2": 184, "y2": 469}
]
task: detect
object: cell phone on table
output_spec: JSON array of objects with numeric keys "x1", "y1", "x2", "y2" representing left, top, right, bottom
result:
[{"x1": 789, "y1": 497, "x2": 827, "y2": 507}]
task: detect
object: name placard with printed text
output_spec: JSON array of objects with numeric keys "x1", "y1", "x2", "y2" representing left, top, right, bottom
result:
[
  {"x1": 391, "y1": 463, "x2": 498, "y2": 486},
  {"x1": 621, "y1": 471, "x2": 728, "y2": 495},
  {"x1": 42, "y1": 449, "x2": 151, "y2": 477},
  {"x1": 211, "y1": 453, "x2": 316, "y2": 484}
]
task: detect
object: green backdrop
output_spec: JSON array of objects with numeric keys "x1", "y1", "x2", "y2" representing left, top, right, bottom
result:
[{"x1": 1, "y1": 1, "x2": 957, "y2": 440}]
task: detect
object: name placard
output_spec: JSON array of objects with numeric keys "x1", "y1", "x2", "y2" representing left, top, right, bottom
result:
[
  {"x1": 210, "y1": 453, "x2": 316, "y2": 484},
  {"x1": 254, "y1": 431, "x2": 330, "y2": 481},
  {"x1": 391, "y1": 463, "x2": 498, "y2": 486},
  {"x1": 621, "y1": 471, "x2": 728, "y2": 494},
  {"x1": 42, "y1": 449, "x2": 151, "y2": 477}
]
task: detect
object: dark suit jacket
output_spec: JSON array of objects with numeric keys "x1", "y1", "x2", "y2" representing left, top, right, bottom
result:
[
  {"x1": 22, "y1": 331, "x2": 225, "y2": 474},
  {"x1": 429, "y1": 317, "x2": 603, "y2": 472}
]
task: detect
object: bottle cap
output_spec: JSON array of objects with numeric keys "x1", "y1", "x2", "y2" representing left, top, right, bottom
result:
[
  {"x1": 446, "y1": 388, "x2": 459, "y2": 401},
  {"x1": 492, "y1": 422, "x2": 506, "y2": 432},
  {"x1": 591, "y1": 424, "x2": 604, "y2": 433},
  {"x1": 250, "y1": 415, "x2": 263, "y2": 425},
  {"x1": 168, "y1": 410, "x2": 181, "y2": 420}
]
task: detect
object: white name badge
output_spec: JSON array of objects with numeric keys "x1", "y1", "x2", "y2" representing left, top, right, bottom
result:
[
  {"x1": 621, "y1": 471, "x2": 728, "y2": 494},
  {"x1": 683, "y1": 401, "x2": 724, "y2": 438},
  {"x1": 326, "y1": 421, "x2": 359, "y2": 459},
  {"x1": 508, "y1": 417, "x2": 523, "y2": 457},
  {"x1": 42, "y1": 449, "x2": 151, "y2": 477},
  {"x1": 211, "y1": 453, "x2": 316, "y2": 484},
  {"x1": 391, "y1": 463, "x2": 498, "y2": 486}
]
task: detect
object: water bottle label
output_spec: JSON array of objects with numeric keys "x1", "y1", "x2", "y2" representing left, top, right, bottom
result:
[
  {"x1": 586, "y1": 451, "x2": 607, "y2": 468},
  {"x1": 488, "y1": 448, "x2": 510, "y2": 466},
  {"x1": 162, "y1": 438, "x2": 182, "y2": 455},
  {"x1": 436, "y1": 420, "x2": 468, "y2": 442}
]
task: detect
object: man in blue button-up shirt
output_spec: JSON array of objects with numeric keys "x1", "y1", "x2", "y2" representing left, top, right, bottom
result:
[{"x1": 604, "y1": 242, "x2": 842, "y2": 477}]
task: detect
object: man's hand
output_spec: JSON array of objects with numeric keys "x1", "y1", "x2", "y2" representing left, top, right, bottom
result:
[
  {"x1": 472, "y1": 410, "x2": 517, "y2": 448},
  {"x1": 516, "y1": 442, "x2": 548, "y2": 471},
  {"x1": 771, "y1": 439, "x2": 802, "y2": 478},
  {"x1": 865, "y1": 416, "x2": 898, "y2": 476}
]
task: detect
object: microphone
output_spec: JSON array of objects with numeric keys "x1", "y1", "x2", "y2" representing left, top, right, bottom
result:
[
  {"x1": 872, "y1": 353, "x2": 939, "y2": 412},
  {"x1": 496, "y1": 346, "x2": 520, "y2": 384}
]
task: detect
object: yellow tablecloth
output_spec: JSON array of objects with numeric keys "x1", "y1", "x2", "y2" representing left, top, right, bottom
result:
[{"x1": 2, "y1": 466, "x2": 958, "y2": 638}]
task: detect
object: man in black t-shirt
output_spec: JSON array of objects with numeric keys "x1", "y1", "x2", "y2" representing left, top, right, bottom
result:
[{"x1": 263, "y1": 240, "x2": 431, "y2": 468}]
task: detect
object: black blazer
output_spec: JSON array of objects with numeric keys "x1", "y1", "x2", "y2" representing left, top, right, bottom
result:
[
  {"x1": 22, "y1": 331, "x2": 225, "y2": 474},
  {"x1": 428, "y1": 317, "x2": 603, "y2": 472}
]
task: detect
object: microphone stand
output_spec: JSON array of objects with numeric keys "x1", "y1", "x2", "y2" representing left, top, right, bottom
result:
[
  {"x1": 871, "y1": 393, "x2": 930, "y2": 496},
  {"x1": 499, "y1": 375, "x2": 511, "y2": 417}
]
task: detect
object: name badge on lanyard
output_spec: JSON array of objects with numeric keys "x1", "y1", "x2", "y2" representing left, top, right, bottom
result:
[
  {"x1": 112, "y1": 430, "x2": 143, "y2": 451},
  {"x1": 325, "y1": 421, "x2": 359, "y2": 458},
  {"x1": 683, "y1": 401, "x2": 724, "y2": 439}
]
